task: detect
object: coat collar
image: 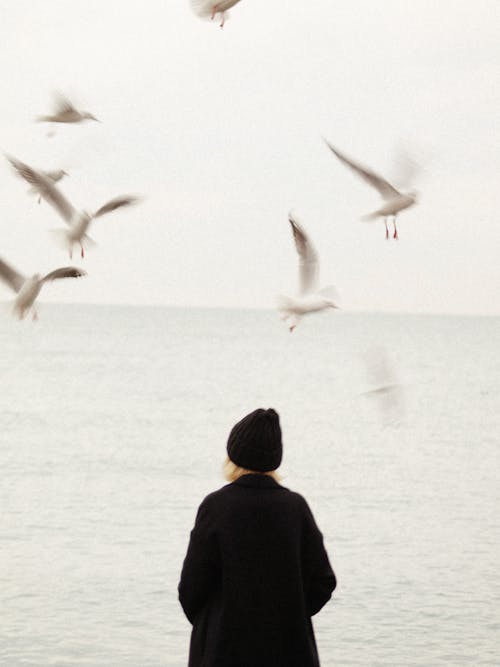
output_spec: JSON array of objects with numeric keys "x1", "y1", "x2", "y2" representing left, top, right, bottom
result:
[{"x1": 232, "y1": 473, "x2": 282, "y2": 489}]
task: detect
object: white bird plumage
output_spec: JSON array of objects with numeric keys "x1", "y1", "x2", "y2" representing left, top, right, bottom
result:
[
  {"x1": 190, "y1": 0, "x2": 242, "y2": 28},
  {"x1": 7, "y1": 156, "x2": 139, "y2": 258},
  {"x1": 324, "y1": 139, "x2": 418, "y2": 240},
  {"x1": 277, "y1": 212, "x2": 339, "y2": 332},
  {"x1": 0, "y1": 256, "x2": 86, "y2": 320}
]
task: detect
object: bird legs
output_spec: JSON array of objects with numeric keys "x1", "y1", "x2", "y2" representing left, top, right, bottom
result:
[
  {"x1": 287, "y1": 314, "x2": 300, "y2": 332},
  {"x1": 384, "y1": 216, "x2": 399, "y2": 240},
  {"x1": 211, "y1": 4, "x2": 226, "y2": 28},
  {"x1": 280, "y1": 311, "x2": 300, "y2": 332},
  {"x1": 69, "y1": 244, "x2": 85, "y2": 259},
  {"x1": 393, "y1": 215, "x2": 398, "y2": 240}
]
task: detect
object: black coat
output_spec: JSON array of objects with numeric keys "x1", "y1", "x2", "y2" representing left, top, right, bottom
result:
[{"x1": 178, "y1": 474, "x2": 336, "y2": 667}]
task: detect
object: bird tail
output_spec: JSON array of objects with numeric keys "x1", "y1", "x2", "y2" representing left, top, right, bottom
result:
[
  {"x1": 361, "y1": 211, "x2": 379, "y2": 222},
  {"x1": 275, "y1": 294, "x2": 295, "y2": 314},
  {"x1": 190, "y1": 0, "x2": 231, "y2": 20},
  {"x1": 49, "y1": 228, "x2": 71, "y2": 250},
  {"x1": 190, "y1": 0, "x2": 217, "y2": 17}
]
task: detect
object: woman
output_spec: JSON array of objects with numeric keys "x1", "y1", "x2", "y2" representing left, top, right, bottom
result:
[{"x1": 178, "y1": 408, "x2": 336, "y2": 667}]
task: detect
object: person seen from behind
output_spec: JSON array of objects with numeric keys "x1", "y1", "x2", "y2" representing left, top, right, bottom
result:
[{"x1": 178, "y1": 407, "x2": 336, "y2": 666}]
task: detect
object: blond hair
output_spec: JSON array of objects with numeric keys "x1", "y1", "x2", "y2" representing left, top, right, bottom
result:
[{"x1": 223, "y1": 456, "x2": 281, "y2": 483}]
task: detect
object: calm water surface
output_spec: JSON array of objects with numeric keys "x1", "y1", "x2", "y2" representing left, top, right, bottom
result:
[{"x1": 1, "y1": 305, "x2": 499, "y2": 666}]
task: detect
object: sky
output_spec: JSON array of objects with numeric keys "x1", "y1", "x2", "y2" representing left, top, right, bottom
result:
[{"x1": 0, "y1": 0, "x2": 499, "y2": 315}]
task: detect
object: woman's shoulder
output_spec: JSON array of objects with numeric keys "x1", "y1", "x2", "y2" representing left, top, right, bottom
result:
[
  {"x1": 196, "y1": 484, "x2": 232, "y2": 511},
  {"x1": 198, "y1": 481, "x2": 311, "y2": 512}
]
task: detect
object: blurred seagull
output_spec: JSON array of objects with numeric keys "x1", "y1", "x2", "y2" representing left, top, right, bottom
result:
[
  {"x1": 362, "y1": 346, "x2": 405, "y2": 421},
  {"x1": 7, "y1": 156, "x2": 139, "y2": 258},
  {"x1": 277, "y1": 212, "x2": 339, "y2": 332},
  {"x1": 0, "y1": 256, "x2": 85, "y2": 321},
  {"x1": 363, "y1": 346, "x2": 401, "y2": 397},
  {"x1": 324, "y1": 140, "x2": 417, "y2": 240},
  {"x1": 190, "y1": 0, "x2": 242, "y2": 28},
  {"x1": 36, "y1": 93, "x2": 99, "y2": 124}
]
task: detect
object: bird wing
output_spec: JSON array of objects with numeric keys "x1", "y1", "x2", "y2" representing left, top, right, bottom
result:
[
  {"x1": 53, "y1": 93, "x2": 76, "y2": 115},
  {"x1": 7, "y1": 155, "x2": 76, "y2": 224},
  {"x1": 324, "y1": 140, "x2": 400, "y2": 200},
  {"x1": 0, "y1": 257, "x2": 25, "y2": 293},
  {"x1": 288, "y1": 212, "x2": 319, "y2": 295},
  {"x1": 362, "y1": 384, "x2": 399, "y2": 397},
  {"x1": 41, "y1": 267, "x2": 86, "y2": 283},
  {"x1": 93, "y1": 195, "x2": 139, "y2": 219}
]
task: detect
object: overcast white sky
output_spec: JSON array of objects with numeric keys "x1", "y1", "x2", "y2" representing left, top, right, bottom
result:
[{"x1": 1, "y1": 1, "x2": 499, "y2": 314}]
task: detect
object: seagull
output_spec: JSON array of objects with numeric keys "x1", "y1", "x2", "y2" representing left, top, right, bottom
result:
[
  {"x1": 27, "y1": 168, "x2": 68, "y2": 204},
  {"x1": 7, "y1": 156, "x2": 139, "y2": 259},
  {"x1": 277, "y1": 212, "x2": 339, "y2": 332},
  {"x1": 362, "y1": 346, "x2": 405, "y2": 421},
  {"x1": 324, "y1": 140, "x2": 417, "y2": 240},
  {"x1": 36, "y1": 93, "x2": 99, "y2": 124},
  {"x1": 0, "y1": 256, "x2": 85, "y2": 321},
  {"x1": 190, "y1": 0, "x2": 242, "y2": 28}
]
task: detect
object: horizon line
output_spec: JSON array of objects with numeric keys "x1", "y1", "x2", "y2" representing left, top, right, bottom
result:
[{"x1": 1, "y1": 300, "x2": 498, "y2": 319}]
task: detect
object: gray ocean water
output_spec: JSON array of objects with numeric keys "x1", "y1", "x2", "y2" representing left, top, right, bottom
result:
[{"x1": 1, "y1": 305, "x2": 499, "y2": 667}]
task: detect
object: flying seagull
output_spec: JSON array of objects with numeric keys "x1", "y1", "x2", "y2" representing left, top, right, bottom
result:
[
  {"x1": 7, "y1": 156, "x2": 139, "y2": 258},
  {"x1": 277, "y1": 212, "x2": 339, "y2": 332},
  {"x1": 190, "y1": 0, "x2": 242, "y2": 28},
  {"x1": 36, "y1": 93, "x2": 99, "y2": 124},
  {"x1": 0, "y1": 256, "x2": 85, "y2": 321},
  {"x1": 324, "y1": 140, "x2": 417, "y2": 240},
  {"x1": 361, "y1": 346, "x2": 405, "y2": 421},
  {"x1": 27, "y1": 168, "x2": 68, "y2": 203}
]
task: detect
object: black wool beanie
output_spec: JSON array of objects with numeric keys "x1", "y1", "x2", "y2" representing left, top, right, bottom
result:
[{"x1": 227, "y1": 408, "x2": 282, "y2": 472}]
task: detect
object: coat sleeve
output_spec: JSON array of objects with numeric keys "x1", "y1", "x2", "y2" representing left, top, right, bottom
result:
[
  {"x1": 178, "y1": 497, "x2": 220, "y2": 625},
  {"x1": 300, "y1": 497, "x2": 337, "y2": 617}
]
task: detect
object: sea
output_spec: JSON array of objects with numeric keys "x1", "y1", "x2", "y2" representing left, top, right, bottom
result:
[{"x1": 1, "y1": 304, "x2": 499, "y2": 666}]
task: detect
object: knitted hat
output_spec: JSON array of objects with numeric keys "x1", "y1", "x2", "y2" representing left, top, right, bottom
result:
[{"x1": 227, "y1": 408, "x2": 282, "y2": 472}]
